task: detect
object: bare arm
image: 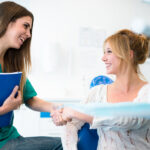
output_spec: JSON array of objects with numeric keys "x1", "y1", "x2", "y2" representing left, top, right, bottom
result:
[
  {"x1": 26, "y1": 96, "x2": 66, "y2": 125},
  {"x1": 62, "y1": 107, "x2": 93, "y2": 124},
  {"x1": 25, "y1": 96, "x2": 54, "y2": 112}
]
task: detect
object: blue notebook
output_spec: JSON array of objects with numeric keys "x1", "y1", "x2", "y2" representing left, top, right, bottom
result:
[{"x1": 0, "y1": 72, "x2": 22, "y2": 127}]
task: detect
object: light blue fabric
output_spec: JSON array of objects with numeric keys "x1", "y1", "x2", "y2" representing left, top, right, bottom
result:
[{"x1": 68, "y1": 102, "x2": 150, "y2": 118}]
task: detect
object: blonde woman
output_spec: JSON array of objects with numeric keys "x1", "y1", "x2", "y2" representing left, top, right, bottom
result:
[{"x1": 61, "y1": 29, "x2": 150, "y2": 150}]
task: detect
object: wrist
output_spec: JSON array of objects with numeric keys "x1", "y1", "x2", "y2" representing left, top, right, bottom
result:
[
  {"x1": 70, "y1": 109, "x2": 77, "y2": 118},
  {"x1": 49, "y1": 102, "x2": 54, "y2": 113},
  {"x1": 50, "y1": 102, "x2": 63, "y2": 113}
]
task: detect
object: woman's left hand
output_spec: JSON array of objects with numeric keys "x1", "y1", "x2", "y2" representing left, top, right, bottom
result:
[{"x1": 61, "y1": 107, "x2": 75, "y2": 121}]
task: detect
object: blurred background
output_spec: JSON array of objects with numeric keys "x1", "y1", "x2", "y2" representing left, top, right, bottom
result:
[
  {"x1": 21, "y1": 0, "x2": 150, "y2": 100},
  {"x1": 1, "y1": 0, "x2": 150, "y2": 137}
]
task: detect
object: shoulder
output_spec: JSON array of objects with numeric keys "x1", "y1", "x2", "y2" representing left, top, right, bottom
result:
[
  {"x1": 84, "y1": 84, "x2": 107, "y2": 103},
  {"x1": 140, "y1": 83, "x2": 150, "y2": 93},
  {"x1": 23, "y1": 78, "x2": 37, "y2": 102},
  {"x1": 88, "y1": 84, "x2": 107, "y2": 95},
  {"x1": 137, "y1": 83, "x2": 150, "y2": 102},
  {"x1": 91, "y1": 84, "x2": 107, "y2": 93}
]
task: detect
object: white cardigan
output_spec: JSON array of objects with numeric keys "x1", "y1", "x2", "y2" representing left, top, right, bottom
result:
[{"x1": 61, "y1": 84, "x2": 150, "y2": 150}]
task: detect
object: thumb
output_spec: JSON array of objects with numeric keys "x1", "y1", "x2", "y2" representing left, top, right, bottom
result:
[
  {"x1": 10, "y1": 86, "x2": 19, "y2": 97},
  {"x1": 59, "y1": 108, "x2": 63, "y2": 113}
]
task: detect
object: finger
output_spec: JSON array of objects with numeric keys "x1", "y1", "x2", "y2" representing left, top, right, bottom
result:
[
  {"x1": 17, "y1": 91, "x2": 21, "y2": 98},
  {"x1": 52, "y1": 114, "x2": 60, "y2": 123},
  {"x1": 61, "y1": 114, "x2": 67, "y2": 121},
  {"x1": 51, "y1": 110, "x2": 59, "y2": 117},
  {"x1": 61, "y1": 120, "x2": 67, "y2": 125},
  {"x1": 10, "y1": 86, "x2": 19, "y2": 97},
  {"x1": 53, "y1": 114, "x2": 64, "y2": 126},
  {"x1": 59, "y1": 108, "x2": 63, "y2": 113},
  {"x1": 16, "y1": 91, "x2": 22, "y2": 104},
  {"x1": 52, "y1": 118, "x2": 62, "y2": 126},
  {"x1": 55, "y1": 120, "x2": 66, "y2": 126},
  {"x1": 68, "y1": 118, "x2": 72, "y2": 122},
  {"x1": 51, "y1": 116, "x2": 57, "y2": 122},
  {"x1": 58, "y1": 113, "x2": 63, "y2": 121},
  {"x1": 51, "y1": 111, "x2": 56, "y2": 117},
  {"x1": 51, "y1": 113, "x2": 54, "y2": 117},
  {"x1": 62, "y1": 114, "x2": 72, "y2": 122}
]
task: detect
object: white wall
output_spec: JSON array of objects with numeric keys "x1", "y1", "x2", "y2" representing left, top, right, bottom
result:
[{"x1": 27, "y1": 0, "x2": 150, "y2": 100}]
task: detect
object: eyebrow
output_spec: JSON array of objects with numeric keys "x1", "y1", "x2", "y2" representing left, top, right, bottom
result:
[
  {"x1": 25, "y1": 22, "x2": 32, "y2": 29},
  {"x1": 106, "y1": 48, "x2": 112, "y2": 50},
  {"x1": 104, "y1": 48, "x2": 112, "y2": 51}
]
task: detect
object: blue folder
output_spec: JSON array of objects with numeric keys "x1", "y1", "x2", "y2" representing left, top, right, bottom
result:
[{"x1": 0, "y1": 72, "x2": 22, "y2": 127}]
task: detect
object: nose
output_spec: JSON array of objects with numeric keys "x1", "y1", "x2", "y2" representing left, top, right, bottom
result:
[
  {"x1": 101, "y1": 54, "x2": 107, "y2": 62},
  {"x1": 26, "y1": 29, "x2": 31, "y2": 38}
]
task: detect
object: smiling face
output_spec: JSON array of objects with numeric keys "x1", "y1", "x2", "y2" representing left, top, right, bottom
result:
[
  {"x1": 102, "y1": 42, "x2": 122, "y2": 75},
  {"x1": 4, "y1": 16, "x2": 32, "y2": 49}
]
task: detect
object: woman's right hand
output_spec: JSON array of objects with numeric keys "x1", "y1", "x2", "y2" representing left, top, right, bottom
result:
[{"x1": 2, "y1": 86, "x2": 22, "y2": 114}]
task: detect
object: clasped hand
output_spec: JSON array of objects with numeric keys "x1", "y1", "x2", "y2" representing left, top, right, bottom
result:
[{"x1": 51, "y1": 106, "x2": 74, "y2": 126}]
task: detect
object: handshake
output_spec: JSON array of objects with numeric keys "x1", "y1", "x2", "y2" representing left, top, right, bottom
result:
[{"x1": 50, "y1": 103, "x2": 76, "y2": 126}]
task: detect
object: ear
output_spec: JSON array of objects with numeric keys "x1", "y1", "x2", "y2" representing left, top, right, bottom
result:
[{"x1": 130, "y1": 50, "x2": 134, "y2": 59}]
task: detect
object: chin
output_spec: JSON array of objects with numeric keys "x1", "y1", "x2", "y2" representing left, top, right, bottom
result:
[
  {"x1": 106, "y1": 70, "x2": 111, "y2": 74},
  {"x1": 13, "y1": 44, "x2": 21, "y2": 49},
  {"x1": 106, "y1": 70, "x2": 114, "y2": 74}
]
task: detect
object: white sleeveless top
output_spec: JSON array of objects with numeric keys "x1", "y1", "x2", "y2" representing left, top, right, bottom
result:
[{"x1": 61, "y1": 84, "x2": 150, "y2": 150}]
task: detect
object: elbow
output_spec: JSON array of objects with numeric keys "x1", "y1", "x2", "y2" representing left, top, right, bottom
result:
[{"x1": 25, "y1": 97, "x2": 35, "y2": 109}]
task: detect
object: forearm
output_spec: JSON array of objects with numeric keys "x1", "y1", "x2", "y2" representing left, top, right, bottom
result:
[
  {"x1": 72, "y1": 110, "x2": 93, "y2": 124},
  {"x1": 26, "y1": 96, "x2": 54, "y2": 113}
]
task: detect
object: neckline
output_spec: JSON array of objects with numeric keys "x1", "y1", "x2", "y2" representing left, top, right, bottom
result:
[{"x1": 105, "y1": 83, "x2": 149, "y2": 103}]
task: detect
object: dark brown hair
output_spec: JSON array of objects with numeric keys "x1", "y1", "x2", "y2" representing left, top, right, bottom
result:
[{"x1": 0, "y1": 1, "x2": 34, "y2": 95}]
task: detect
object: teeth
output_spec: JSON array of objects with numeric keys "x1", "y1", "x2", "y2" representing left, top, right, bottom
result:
[
  {"x1": 106, "y1": 64, "x2": 111, "y2": 68},
  {"x1": 20, "y1": 38, "x2": 24, "y2": 42}
]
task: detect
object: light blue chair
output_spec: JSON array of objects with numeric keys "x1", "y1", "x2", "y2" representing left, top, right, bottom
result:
[{"x1": 77, "y1": 75, "x2": 113, "y2": 150}]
